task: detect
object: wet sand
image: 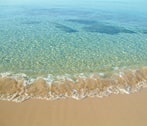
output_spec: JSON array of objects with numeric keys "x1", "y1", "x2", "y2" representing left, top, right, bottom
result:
[
  {"x1": 0, "y1": 89, "x2": 147, "y2": 126},
  {"x1": 0, "y1": 68, "x2": 147, "y2": 102}
]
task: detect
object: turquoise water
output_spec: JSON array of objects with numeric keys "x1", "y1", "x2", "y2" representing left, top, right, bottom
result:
[
  {"x1": 0, "y1": 3, "x2": 147, "y2": 78},
  {"x1": 0, "y1": 2, "x2": 147, "y2": 101}
]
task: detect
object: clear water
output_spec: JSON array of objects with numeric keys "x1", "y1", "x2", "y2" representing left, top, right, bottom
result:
[
  {"x1": 0, "y1": 3, "x2": 147, "y2": 77},
  {"x1": 0, "y1": 1, "x2": 147, "y2": 101}
]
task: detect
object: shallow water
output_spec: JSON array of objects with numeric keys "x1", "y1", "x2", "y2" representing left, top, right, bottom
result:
[{"x1": 0, "y1": 1, "x2": 147, "y2": 102}]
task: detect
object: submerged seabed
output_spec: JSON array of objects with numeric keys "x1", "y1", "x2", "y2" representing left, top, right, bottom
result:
[
  {"x1": 0, "y1": 68, "x2": 147, "y2": 102},
  {"x1": 0, "y1": 5, "x2": 147, "y2": 102}
]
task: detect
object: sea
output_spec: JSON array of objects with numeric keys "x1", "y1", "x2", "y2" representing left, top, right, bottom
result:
[{"x1": 0, "y1": 0, "x2": 147, "y2": 102}]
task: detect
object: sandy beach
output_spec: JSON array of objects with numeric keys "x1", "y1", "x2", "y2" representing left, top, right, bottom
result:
[
  {"x1": 0, "y1": 1, "x2": 147, "y2": 126},
  {"x1": 0, "y1": 89, "x2": 147, "y2": 126}
]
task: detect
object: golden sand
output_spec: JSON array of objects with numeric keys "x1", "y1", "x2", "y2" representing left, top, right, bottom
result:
[{"x1": 0, "y1": 89, "x2": 147, "y2": 126}]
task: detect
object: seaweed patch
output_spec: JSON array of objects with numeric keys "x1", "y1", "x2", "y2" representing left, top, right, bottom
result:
[
  {"x1": 67, "y1": 19, "x2": 97, "y2": 25},
  {"x1": 83, "y1": 24, "x2": 135, "y2": 34},
  {"x1": 55, "y1": 23, "x2": 78, "y2": 33},
  {"x1": 22, "y1": 21, "x2": 41, "y2": 25}
]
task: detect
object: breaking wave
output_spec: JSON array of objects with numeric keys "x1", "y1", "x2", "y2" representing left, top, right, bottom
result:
[{"x1": 0, "y1": 68, "x2": 147, "y2": 102}]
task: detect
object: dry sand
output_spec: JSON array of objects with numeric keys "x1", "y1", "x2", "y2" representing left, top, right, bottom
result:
[{"x1": 0, "y1": 89, "x2": 147, "y2": 126}]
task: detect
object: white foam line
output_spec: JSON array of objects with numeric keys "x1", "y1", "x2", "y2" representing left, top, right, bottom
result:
[{"x1": 0, "y1": 69, "x2": 147, "y2": 102}]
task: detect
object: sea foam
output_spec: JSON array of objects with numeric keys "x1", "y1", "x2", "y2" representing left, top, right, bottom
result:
[{"x1": 0, "y1": 68, "x2": 147, "y2": 102}]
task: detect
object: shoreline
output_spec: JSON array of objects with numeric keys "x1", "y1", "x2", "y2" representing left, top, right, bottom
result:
[
  {"x1": 0, "y1": 89, "x2": 147, "y2": 126},
  {"x1": 0, "y1": 68, "x2": 147, "y2": 102}
]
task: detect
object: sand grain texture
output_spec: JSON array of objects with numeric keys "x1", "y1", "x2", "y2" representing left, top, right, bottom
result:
[{"x1": 0, "y1": 89, "x2": 147, "y2": 126}]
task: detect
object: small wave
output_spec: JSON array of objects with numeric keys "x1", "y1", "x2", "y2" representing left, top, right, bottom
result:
[{"x1": 0, "y1": 68, "x2": 147, "y2": 102}]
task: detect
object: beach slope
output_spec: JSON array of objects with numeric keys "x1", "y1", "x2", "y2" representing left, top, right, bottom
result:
[{"x1": 0, "y1": 89, "x2": 147, "y2": 126}]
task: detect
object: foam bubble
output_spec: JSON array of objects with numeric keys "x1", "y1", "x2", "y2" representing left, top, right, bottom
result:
[{"x1": 0, "y1": 68, "x2": 147, "y2": 102}]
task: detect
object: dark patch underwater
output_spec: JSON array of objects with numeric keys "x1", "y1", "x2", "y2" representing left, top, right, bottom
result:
[
  {"x1": 83, "y1": 24, "x2": 136, "y2": 34},
  {"x1": 22, "y1": 21, "x2": 41, "y2": 25},
  {"x1": 66, "y1": 19, "x2": 135, "y2": 35},
  {"x1": 143, "y1": 30, "x2": 147, "y2": 34},
  {"x1": 55, "y1": 23, "x2": 78, "y2": 33},
  {"x1": 67, "y1": 19, "x2": 98, "y2": 25},
  {"x1": 27, "y1": 8, "x2": 92, "y2": 17}
]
